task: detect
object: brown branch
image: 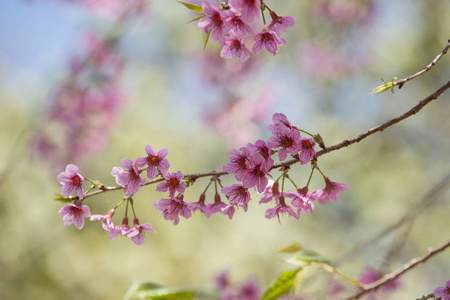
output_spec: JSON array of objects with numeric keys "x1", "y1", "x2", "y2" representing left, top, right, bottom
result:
[
  {"x1": 393, "y1": 39, "x2": 450, "y2": 89},
  {"x1": 343, "y1": 240, "x2": 450, "y2": 300},
  {"x1": 69, "y1": 79, "x2": 450, "y2": 202}
]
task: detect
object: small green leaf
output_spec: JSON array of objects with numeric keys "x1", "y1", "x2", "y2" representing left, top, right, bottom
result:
[
  {"x1": 53, "y1": 194, "x2": 73, "y2": 202},
  {"x1": 290, "y1": 249, "x2": 331, "y2": 265},
  {"x1": 276, "y1": 243, "x2": 303, "y2": 254},
  {"x1": 176, "y1": 1, "x2": 203, "y2": 13},
  {"x1": 202, "y1": 30, "x2": 211, "y2": 50},
  {"x1": 123, "y1": 281, "x2": 196, "y2": 300},
  {"x1": 187, "y1": 14, "x2": 205, "y2": 24},
  {"x1": 370, "y1": 77, "x2": 397, "y2": 95},
  {"x1": 260, "y1": 268, "x2": 302, "y2": 300}
]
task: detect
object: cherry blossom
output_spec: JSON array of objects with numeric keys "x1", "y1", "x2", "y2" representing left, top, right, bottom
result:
[
  {"x1": 58, "y1": 201, "x2": 91, "y2": 230},
  {"x1": 252, "y1": 26, "x2": 287, "y2": 56},
  {"x1": 111, "y1": 158, "x2": 146, "y2": 198},
  {"x1": 135, "y1": 144, "x2": 170, "y2": 179},
  {"x1": 156, "y1": 171, "x2": 186, "y2": 197},
  {"x1": 57, "y1": 164, "x2": 85, "y2": 199},
  {"x1": 153, "y1": 194, "x2": 192, "y2": 225},
  {"x1": 126, "y1": 218, "x2": 155, "y2": 245}
]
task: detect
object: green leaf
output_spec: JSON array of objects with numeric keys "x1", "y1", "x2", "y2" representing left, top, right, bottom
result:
[
  {"x1": 260, "y1": 268, "x2": 302, "y2": 300},
  {"x1": 291, "y1": 249, "x2": 331, "y2": 265},
  {"x1": 370, "y1": 77, "x2": 397, "y2": 95},
  {"x1": 123, "y1": 281, "x2": 196, "y2": 300},
  {"x1": 187, "y1": 14, "x2": 205, "y2": 24},
  {"x1": 202, "y1": 30, "x2": 211, "y2": 50},
  {"x1": 292, "y1": 268, "x2": 307, "y2": 294},
  {"x1": 176, "y1": 1, "x2": 203, "y2": 13},
  {"x1": 276, "y1": 243, "x2": 303, "y2": 254}
]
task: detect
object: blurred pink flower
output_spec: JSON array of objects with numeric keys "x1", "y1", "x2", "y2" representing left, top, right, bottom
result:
[
  {"x1": 252, "y1": 26, "x2": 287, "y2": 55},
  {"x1": 434, "y1": 281, "x2": 450, "y2": 300}
]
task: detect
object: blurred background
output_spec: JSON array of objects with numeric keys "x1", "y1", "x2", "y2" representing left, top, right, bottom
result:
[{"x1": 0, "y1": 0, "x2": 449, "y2": 299}]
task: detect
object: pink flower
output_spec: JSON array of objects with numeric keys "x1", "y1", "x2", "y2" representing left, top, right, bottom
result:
[
  {"x1": 207, "y1": 193, "x2": 228, "y2": 216},
  {"x1": 220, "y1": 36, "x2": 252, "y2": 62},
  {"x1": 268, "y1": 112, "x2": 293, "y2": 133},
  {"x1": 222, "y1": 204, "x2": 236, "y2": 220},
  {"x1": 252, "y1": 26, "x2": 287, "y2": 56},
  {"x1": 434, "y1": 281, "x2": 450, "y2": 300},
  {"x1": 109, "y1": 217, "x2": 131, "y2": 240},
  {"x1": 267, "y1": 125, "x2": 302, "y2": 161},
  {"x1": 258, "y1": 180, "x2": 280, "y2": 204},
  {"x1": 229, "y1": 0, "x2": 261, "y2": 22},
  {"x1": 243, "y1": 154, "x2": 271, "y2": 193},
  {"x1": 223, "y1": 147, "x2": 251, "y2": 181},
  {"x1": 312, "y1": 177, "x2": 349, "y2": 204},
  {"x1": 188, "y1": 193, "x2": 212, "y2": 217},
  {"x1": 57, "y1": 164, "x2": 85, "y2": 199},
  {"x1": 198, "y1": 2, "x2": 234, "y2": 41},
  {"x1": 111, "y1": 158, "x2": 146, "y2": 197},
  {"x1": 126, "y1": 218, "x2": 155, "y2": 245},
  {"x1": 264, "y1": 195, "x2": 298, "y2": 223},
  {"x1": 268, "y1": 11, "x2": 295, "y2": 36},
  {"x1": 358, "y1": 267, "x2": 401, "y2": 298},
  {"x1": 135, "y1": 144, "x2": 170, "y2": 179},
  {"x1": 153, "y1": 194, "x2": 192, "y2": 225},
  {"x1": 90, "y1": 208, "x2": 115, "y2": 232},
  {"x1": 222, "y1": 184, "x2": 251, "y2": 212},
  {"x1": 297, "y1": 138, "x2": 316, "y2": 165},
  {"x1": 284, "y1": 189, "x2": 315, "y2": 214},
  {"x1": 58, "y1": 201, "x2": 91, "y2": 230},
  {"x1": 247, "y1": 140, "x2": 274, "y2": 171},
  {"x1": 236, "y1": 276, "x2": 261, "y2": 300},
  {"x1": 156, "y1": 171, "x2": 186, "y2": 197},
  {"x1": 214, "y1": 270, "x2": 230, "y2": 291},
  {"x1": 224, "y1": 13, "x2": 253, "y2": 38}
]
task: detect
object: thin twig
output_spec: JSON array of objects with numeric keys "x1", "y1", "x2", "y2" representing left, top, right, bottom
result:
[
  {"x1": 393, "y1": 39, "x2": 450, "y2": 89},
  {"x1": 334, "y1": 171, "x2": 450, "y2": 265},
  {"x1": 343, "y1": 240, "x2": 450, "y2": 300}
]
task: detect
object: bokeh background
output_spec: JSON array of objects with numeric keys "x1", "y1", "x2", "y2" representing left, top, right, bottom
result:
[{"x1": 0, "y1": 0, "x2": 449, "y2": 299}]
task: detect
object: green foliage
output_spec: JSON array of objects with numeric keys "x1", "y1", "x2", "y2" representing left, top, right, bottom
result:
[
  {"x1": 202, "y1": 30, "x2": 211, "y2": 50},
  {"x1": 371, "y1": 77, "x2": 398, "y2": 95},
  {"x1": 176, "y1": 1, "x2": 204, "y2": 13},
  {"x1": 260, "y1": 268, "x2": 303, "y2": 300},
  {"x1": 123, "y1": 281, "x2": 196, "y2": 300}
]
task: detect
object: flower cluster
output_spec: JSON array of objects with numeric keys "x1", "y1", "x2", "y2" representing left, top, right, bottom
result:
[
  {"x1": 221, "y1": 113, "x2": 348, "y2": 222},
  {"x1": 190, "y1": 0, "x2": 295, "y2": 61},
  {"x1": 56, "y1": 113, "x2": 349, "y2": 244}
]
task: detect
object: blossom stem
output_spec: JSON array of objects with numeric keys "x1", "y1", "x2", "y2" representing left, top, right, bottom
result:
[
  {"x1": 305, "y1": 167, "x2": 315, "y2": 187},
  {"x1": 113, "y1": 198, "x2": 126, "y2": 210},
  {"x1": 130, "y1": 198, "x2": 137, "y2": 219},
  {"x1": 320, "y1": 263, "x2": 362, "y2": 288},
  {"x1": 202, "y1": 178, "x2": 214, "y2": 194},
  {"x1": 298, "y1": 129, "x2": 314, "y2": 137},
  {"x1": 260, "y1": 4, "x2": 267, "y2": 25},
  {"x1": 286, "y1": 174, "x2": 298, "y2": 189}
]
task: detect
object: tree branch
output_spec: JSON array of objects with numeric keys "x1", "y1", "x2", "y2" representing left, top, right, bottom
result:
[
  {"x1": 68, "y1": 79, "x2": 450, "y2": 201},
  {"x1": 393, "y1": 39, "x2": 450, "y2": 89},
  {"x1": 343, "y1": 240, "x2": 450, "y2": 300}
]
